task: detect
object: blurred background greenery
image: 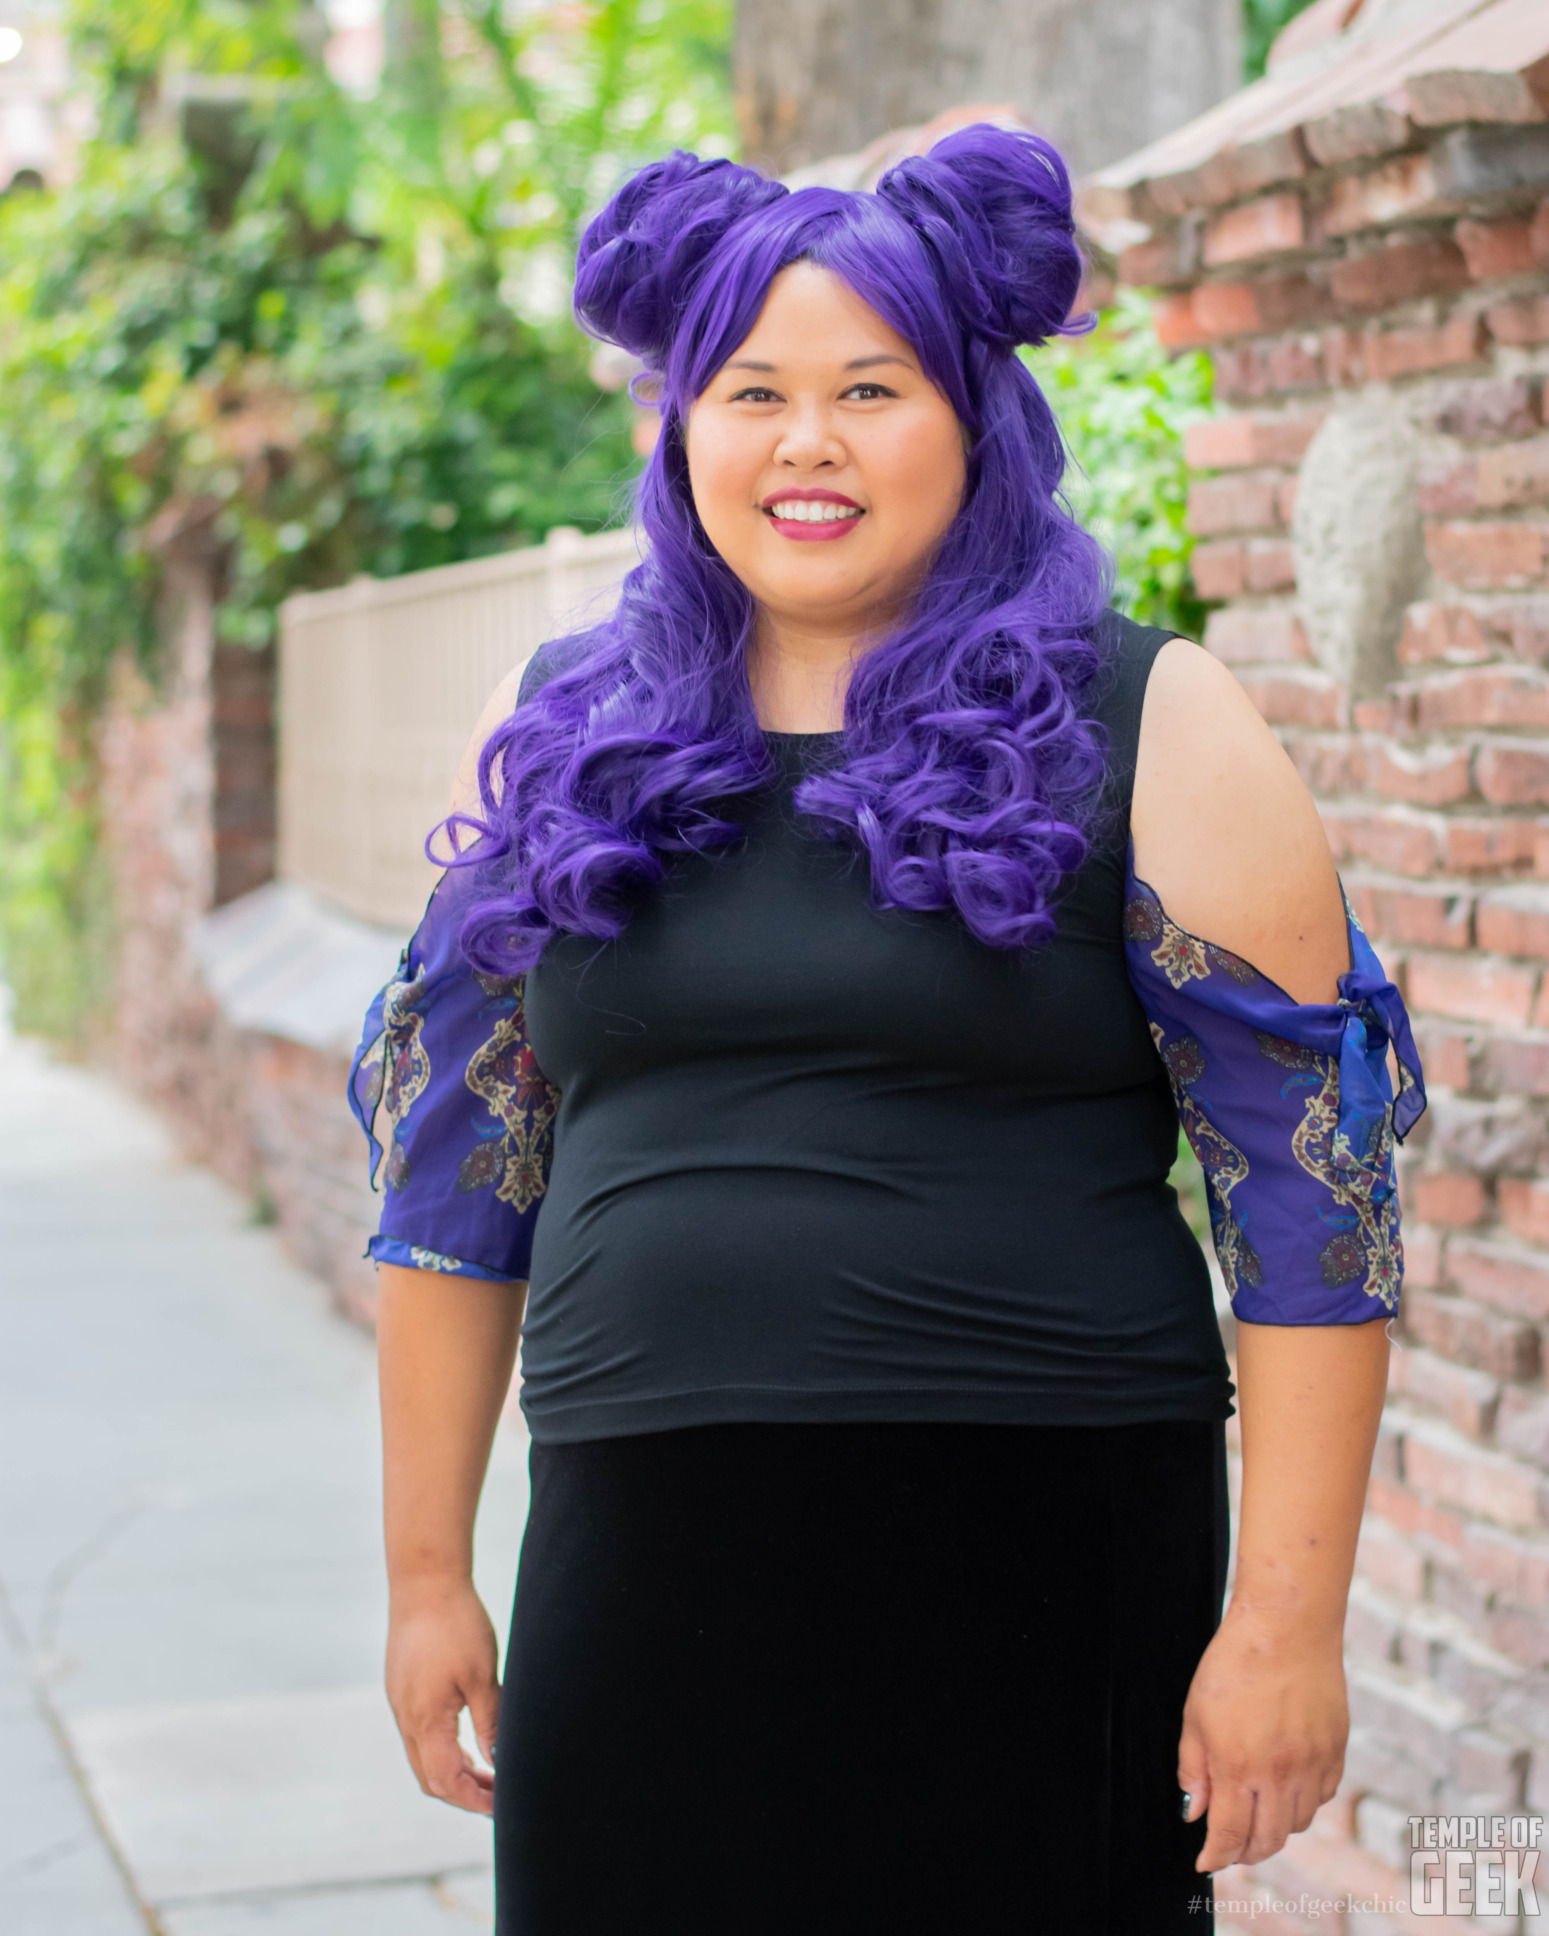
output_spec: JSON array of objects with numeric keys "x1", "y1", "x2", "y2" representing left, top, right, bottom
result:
[{"x1": 0, "y1": 0, "x2": 1317, "y2": 1044}]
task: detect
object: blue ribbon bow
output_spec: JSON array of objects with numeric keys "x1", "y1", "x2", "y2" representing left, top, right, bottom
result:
[{"x1": 1334, "y1": 960, "x2": 1428, "y2": 1166}]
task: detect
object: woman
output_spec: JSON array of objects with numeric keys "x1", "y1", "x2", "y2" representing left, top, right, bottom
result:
[{"x1": 350, "y1": 126, "x2": 1425, "y2": 1932}]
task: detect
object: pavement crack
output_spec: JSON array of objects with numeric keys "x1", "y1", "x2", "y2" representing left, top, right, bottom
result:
[
  {"x1": 35, "y1": 1498, "x2": 151, "y2": 1657},
  {"x1": 0, "y1": 1831, "x2": 91, "y2": 1881}
]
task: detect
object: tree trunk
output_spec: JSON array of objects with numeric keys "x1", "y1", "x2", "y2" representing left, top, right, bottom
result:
[{"x1": 733, "y1": 0, "x2": 1242, "y2": 180}]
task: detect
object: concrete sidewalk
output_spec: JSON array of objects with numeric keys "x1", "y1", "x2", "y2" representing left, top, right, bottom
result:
[{"x1": 0, "y1": 1024, "x2": 529, "y2": 1934}]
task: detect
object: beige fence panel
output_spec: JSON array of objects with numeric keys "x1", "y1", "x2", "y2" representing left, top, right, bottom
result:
[{"x1": 278, "y1": 525, "x2": 640, "y2": 932}]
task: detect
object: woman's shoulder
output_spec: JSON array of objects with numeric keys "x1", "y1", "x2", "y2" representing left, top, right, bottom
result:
[{"x1": 1131, "y1": 636, "x2": 1348, "y2": 1006}]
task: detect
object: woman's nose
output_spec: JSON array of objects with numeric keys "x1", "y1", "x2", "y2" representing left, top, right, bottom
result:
[{"x1": 772, "y1": 402, "x2": 843, "y2": 470}]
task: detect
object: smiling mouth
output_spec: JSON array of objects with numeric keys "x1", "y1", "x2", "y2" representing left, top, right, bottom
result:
[{"x1": 763, "y1": 499, "x2": 863, "y2": 524}]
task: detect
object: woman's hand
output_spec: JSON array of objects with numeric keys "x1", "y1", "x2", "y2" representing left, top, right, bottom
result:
[
  {"x1": 1178, "y1": 1604, "x2": 1347, "y2": 1871},
  {"x1": 386, "y1": 1574, "x2": 502, "y2": 1815}
]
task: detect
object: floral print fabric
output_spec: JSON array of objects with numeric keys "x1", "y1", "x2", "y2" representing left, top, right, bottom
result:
[
  {"x1": 1123, "y1": 842, "x2": 1426, "y2": 1324},
  {"x1": 348, "y1": 870, "x2": 558, "y2": 1284},
  {"x1": 349, "y1": 846, "x2": 1427, "y2": 1323}
]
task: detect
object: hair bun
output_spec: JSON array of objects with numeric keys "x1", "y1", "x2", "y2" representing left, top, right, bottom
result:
[
  {"x1": 876, "y1": 125, "x2": 1083, "y2": 350},
  {"x1": 574, "y1": 152, "x2": 787, "y2": 367}
]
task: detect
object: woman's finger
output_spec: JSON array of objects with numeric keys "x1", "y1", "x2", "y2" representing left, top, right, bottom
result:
[
  {"x1": 1176, "y1": 1725, "x2": 1211, "y2": 1825},
  {"x1": 1197, "y1": 1777, "x2": 1256, "y2": 1872},
  {"x1": 467, "y1": 1673, "x2": 502, "y2": 1770}
]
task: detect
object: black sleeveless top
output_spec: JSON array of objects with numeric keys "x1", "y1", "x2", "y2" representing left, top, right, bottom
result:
[{"x1": 517, "y1": 614, "x2": 1235, "y2": 1441}]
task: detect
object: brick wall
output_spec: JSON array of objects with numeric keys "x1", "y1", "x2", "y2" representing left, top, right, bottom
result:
[
  {"x1": 97, "y1": 538, "x2": 379, "y2": 1327},
  {"x1": 1120, "y1": 120, "x2": 1549, "y2": 1936}
]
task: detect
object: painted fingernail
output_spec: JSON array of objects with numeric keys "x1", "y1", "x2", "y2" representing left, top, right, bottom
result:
[{"x1": 1180, "y1": 1790, "x2": 1193, "y2": 1820}]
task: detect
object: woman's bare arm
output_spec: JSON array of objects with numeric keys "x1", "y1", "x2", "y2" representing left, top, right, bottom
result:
[
  {"x1": 1182, "y1": 1318, "x2": 1388, "y2": 1869},
  {"x1": 379, "y1": 1261, "x2": 526, "y2": 1815},
  {"x1": 1132, "y1": 638, "x2": 1389, "y2": 1870}
]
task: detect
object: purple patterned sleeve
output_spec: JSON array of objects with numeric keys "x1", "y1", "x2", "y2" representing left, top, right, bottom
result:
[
  {"x1": 1123, "y1": 841, "x2": 1427, "y2": 1326},
  {"x1": 347, "y1": 870, "x2": 559, "y2": 1284}
]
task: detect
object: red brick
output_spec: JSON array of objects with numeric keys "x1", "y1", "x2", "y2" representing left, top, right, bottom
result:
[
  {"x1": 1427, "y1": 375, "x2": 1543, "y2": 443},
  {"x1": 1186, "y1": 471, "x2": 1283, "y2": 536},
  {"x1": 1244, "y1": 539, "x2": 1296, "y2": 593},
  {"x1": 1189, "y1": 539, "x2": 1245, "y2": 599},
  {"x1": 1194, "y1": 274, "x2": 1328, "y2": 340},
  {"x1": 1535, "y1": 200, "x2": 1549, "y2": 268},
  {"x1": 1403, "y1": 1221, "x2": 1443, "y2": 1289},
  {"x1": 1398, "y1": 601, "x2": 1491, "y2": 665},
  {"x1": 1275, "y1": 473, "x2": 1298, "y2": 527},
  {"x1": 1411, "y1": 1021, "x2": 1472, "y2": 1088},
  {"x1": 1456, "y1": 215, "x2": 1538, "y2": 283},
  {"x1": 1500, "y1": 1386, "x2": 1549, "y2": 1469},
  {"x1": 1117, "y1": 223, "x2": 1200, "y2": 289},
  {"x1": 1330, "y1": 237, "x2": 1472, "y2": 313},
  {"x1": 1478, "y1": 740, "x2": 1549, "y2": 807},
  {"x1": 1203, "y1": 193, "x2": 1307, "y2": 267},
  {"x1": 1449, "y1": 1235, "x2": 1549, "y2": 1323},
  {"x1": 1403, "y1": 1418, "x2": 1544, "y2": 1529},
  {"x1": 1460, "y1": 1518, "x2": 1549, "y2": 1608},
  {"x1": 1478, "y1": 884, "x2": 1549, "y2": 956},
  {"x1": 1489, "y1": 297, "x2": 1549, "y2": 348},
  {"x1": 1356, "y1": 1514, "x2": 1428, "y2": 1598},
  {"x1": 1350, "y1": 880, "x2": 1472, "y2": 949},
  {"x1": 1418, "y1": 452, "x2": 1478, "y2": 518},
  {"x1": 1405, "y1": 951, "x2": 1539, "y2": 1026},
  {"x1": 1488, "y1": 1603, "x2": 1549, "y2": 1672},
  {"x1": 1209, "y1": 342, "x2": 1269, "y2": 400},
  {"x1": 1233, "y1": 664, "x2": 1339, "y2": 728},
  {"x1": 1365, "y1": 739, "x2": 1474, "y2": 808},
  {"x1": 1500, "y1": 1176, "x2": 1549, "y2": 1243},
  {"x1": 1190, "y1": 280, "x2": 1260, "y2": 340},
  {"x1": 1402, "y1": 1287, "x2": 1543, "y2": 1380},
  {"x1": 1182, "y1": 413, "x2": 1322, "y2": 470},
  {"x1": 1445, "y1": 815, "x2": 1537, "y2": 873},
  {"x1": 1363, "y1": 314, "x2": 1490, "y2": 382},
  {"x1": 1391, "y1": 1342, "x2": 1501, "y2": 1437},
  {"x1": 1288, "y1": 735, "x2": 1357, "y2": 792},
  {"x1": 1412, "y1": 664, "x2": 1549, "y2": 730},
  {"x1": 1365, "y1": 1474, "x2": 1468, "y2": 1552},
  {"x1": 1153, "y1": 291, "x2": 1209, "y2": 350},
  {"x1": 1427, "y1": 521, "x2": 1547, "y2": 590},
  {"x1": 1265, "y1": 333, "x2": 1328, "y2": 392},
  {"x1": 1317, "y1": 325, "x2": 1365, "y2": 388},
  {"x1": 1322, "y1": 152, "x2": 1441, "y2": 237},
  {"x1": 1202, "y1": 604, "x2": 1309, "y2": 664},
  {"x1": 1483, "y1": 1033, "x2": 1549, "y2": 1096},
  {"x1": 1478, "y1": 435, "x2": 1549, "y2": 511},
  {"x1": 1322, "y1": 806, "x2": 1440, "y2": 877},
  {"x1": 1406, "y1": 1169, "x2": 1487, "y2": 1227},
  {"x1": 1506, "y1": 596, "x2": 1549, "y2": 663}
]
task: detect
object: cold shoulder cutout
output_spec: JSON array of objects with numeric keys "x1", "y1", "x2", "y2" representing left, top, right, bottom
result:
[{"x1": 1122, "y1": 838, "x2": 1426, "y2": 1326}]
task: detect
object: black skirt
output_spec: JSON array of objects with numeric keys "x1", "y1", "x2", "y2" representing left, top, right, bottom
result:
[{"x1": 494, "y1": 1418, "x2": 1229, "y2": 1934}]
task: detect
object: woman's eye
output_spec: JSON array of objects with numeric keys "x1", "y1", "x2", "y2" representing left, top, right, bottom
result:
[
  {"x1": 730, "y1": 387, "x2": 780, "y2": 404},
  {"x1": 843, "y1": 383, "x2": 895, "y2": 401}
]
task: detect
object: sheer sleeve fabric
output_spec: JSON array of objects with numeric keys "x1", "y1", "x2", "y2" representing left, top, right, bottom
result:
[
  {"x1": 347, "y1": 869, "x2": 558, "y2": 1283},
  {"x1": 1123, "y1": 841, "x2": 1427, "y2": 1326}
]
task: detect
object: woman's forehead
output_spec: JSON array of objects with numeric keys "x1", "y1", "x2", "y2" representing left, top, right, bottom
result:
[{"x1": 718, "y1": 262, "x2": 919, "y2": 371}]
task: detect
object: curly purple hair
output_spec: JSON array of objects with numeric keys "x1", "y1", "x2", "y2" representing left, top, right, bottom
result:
[{"x1": 444, "y1": 123, "x2": 1114, "y2": 971}]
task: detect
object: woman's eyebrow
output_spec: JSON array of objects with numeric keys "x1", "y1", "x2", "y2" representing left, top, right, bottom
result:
[{"x1": 720, "y1": 353, "x2": 916, "y2": 375}]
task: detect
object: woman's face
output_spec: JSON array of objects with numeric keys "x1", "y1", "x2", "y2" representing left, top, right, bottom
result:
[{"x1": 683, "y1": 262, "x2": 968, "y2": 640}]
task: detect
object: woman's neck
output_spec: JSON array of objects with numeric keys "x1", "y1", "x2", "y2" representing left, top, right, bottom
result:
[{"x1": 747, "y1": 609, "x2": 878, "y2": 733}]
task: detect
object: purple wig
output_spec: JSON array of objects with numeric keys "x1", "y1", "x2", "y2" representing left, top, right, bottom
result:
[{"x1": 446, "y1": 124, "x2": 1114, "y2": 972}]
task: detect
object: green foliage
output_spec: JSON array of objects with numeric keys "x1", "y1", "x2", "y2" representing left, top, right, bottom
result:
[
  {"x1": 1243, "y1": 0, "x2": 1319, "y2": 82},
  {"x1": 1030, "y1": 291, "x2": 1214, "y2": 641},
  {"x1": 0, "y1": 0, "x2": 734, "y2": 1039}
]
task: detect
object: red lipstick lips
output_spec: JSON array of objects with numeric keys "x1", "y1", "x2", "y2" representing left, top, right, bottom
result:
[{"x1": 761, "y1": 487, "x2": 864, "y2": 543}]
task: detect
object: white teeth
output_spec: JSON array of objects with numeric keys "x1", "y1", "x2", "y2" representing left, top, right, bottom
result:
[{"x1": 768, "y1": 501, "x2": 860, "y2": 522}]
